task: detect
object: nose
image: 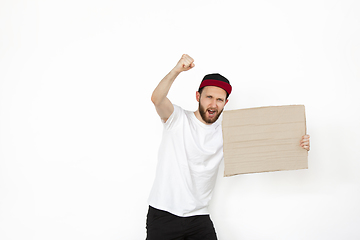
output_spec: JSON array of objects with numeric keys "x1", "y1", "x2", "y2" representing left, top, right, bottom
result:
[{"x1": 210, "y1": 99, "x2": 217, "y2": 108}]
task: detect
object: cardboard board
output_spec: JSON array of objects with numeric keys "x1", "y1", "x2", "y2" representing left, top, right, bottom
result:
[{"x1": 222, "y1": 105, "x2": 308, "y2": 176}]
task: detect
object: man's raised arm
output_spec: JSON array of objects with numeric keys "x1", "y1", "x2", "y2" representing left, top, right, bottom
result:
[{"x1": 151, "y1": 54, "x2": 195, "y2": 122}]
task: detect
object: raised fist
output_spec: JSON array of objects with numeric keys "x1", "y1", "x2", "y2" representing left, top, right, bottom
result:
[{"x1": 174, "y1": 54, "x2": 195, "y2": 73}]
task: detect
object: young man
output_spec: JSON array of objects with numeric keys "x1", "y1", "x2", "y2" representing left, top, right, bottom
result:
[{"x1": 146, "y1": 54, "x2": 310, "y2": 240}]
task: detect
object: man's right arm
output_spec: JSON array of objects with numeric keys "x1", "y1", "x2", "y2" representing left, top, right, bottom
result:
[{"x1": 151, "y1": 54, "x2": 195, "y2": 122}]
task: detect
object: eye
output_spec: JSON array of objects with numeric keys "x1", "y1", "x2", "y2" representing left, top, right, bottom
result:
[
  {"x1": 217, "y1": 98, "x2": 224, "y2": 102},
  {"x1": 207, "y1": 96, "x2": 212, "y2": 99}
]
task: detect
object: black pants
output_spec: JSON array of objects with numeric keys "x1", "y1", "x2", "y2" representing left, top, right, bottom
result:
[{"x1": 146, "y1": 206, "x2": 218, "y2": 240}]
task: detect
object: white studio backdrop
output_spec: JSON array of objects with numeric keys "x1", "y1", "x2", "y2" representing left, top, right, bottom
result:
[{"x1": 1, "y1": 0, "x2": 359, "y2": 239}]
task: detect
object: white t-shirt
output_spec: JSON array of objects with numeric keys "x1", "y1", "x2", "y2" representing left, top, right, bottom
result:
[{"x1": 148, "y1": 104, "x2": 224, "y2": 217}]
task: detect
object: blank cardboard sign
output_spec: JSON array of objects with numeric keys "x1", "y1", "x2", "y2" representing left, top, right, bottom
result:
[{"x1": 222, "y1": 105, "x2": 308, "y2": 176}]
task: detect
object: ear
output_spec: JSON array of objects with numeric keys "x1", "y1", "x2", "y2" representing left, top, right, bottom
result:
[
  {"x1": 196, "y1": 91, "x2": 200, "y2": 102},
  {"x1": 225, "y1": 99, "x2": 229, "y2": 106}
]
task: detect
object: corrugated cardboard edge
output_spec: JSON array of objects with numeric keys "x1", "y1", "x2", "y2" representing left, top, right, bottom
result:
[{"x1": 224, "y1": 166, "x2": 308, "y2": 177}]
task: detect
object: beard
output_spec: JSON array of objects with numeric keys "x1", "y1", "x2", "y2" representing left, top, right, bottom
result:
[{"x1": 199, "y1": 101, "x2": 224, "y2": 124}]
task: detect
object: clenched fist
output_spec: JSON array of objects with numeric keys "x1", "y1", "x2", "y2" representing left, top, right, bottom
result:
[{"x1": 174, "y1": 54, "x2": 195, "y2": 73}]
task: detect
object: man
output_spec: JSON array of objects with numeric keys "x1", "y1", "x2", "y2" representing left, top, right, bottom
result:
[{"x1": 146, "y1": 54, "x2": 310, "y2": 240}]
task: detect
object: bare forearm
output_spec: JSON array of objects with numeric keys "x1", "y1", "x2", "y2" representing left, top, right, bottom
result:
[
  {"x1": 151, "y1": 54, "x2": 194, "y2": 121},
  {"x1": 151, "y1": 68, "x2": 180, "y2": 105},
  {"x1": 151, "y1": 54, "x2": 194, "y2": 104}
]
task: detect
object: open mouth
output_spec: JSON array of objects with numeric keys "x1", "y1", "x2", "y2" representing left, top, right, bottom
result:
[{"x1": 208, "y1": 109, "x2": 216, "y2": 117}]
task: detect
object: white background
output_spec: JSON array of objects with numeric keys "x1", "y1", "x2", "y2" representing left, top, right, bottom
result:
[{"x1": 1, "y1": 0, "x2": 360, "y2": 239}]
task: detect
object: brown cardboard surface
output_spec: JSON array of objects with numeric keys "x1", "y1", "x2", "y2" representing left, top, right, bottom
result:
[{"x1": 222, "y1": 105, "x2": 308, "y2": 176}]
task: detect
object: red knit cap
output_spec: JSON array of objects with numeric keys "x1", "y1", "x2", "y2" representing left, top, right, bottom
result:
[{"x1": 199, "y1": 73, "x2": 232, "y2": 96}]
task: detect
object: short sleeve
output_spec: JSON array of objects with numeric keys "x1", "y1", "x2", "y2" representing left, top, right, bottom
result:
[{"x1": 162, "y1": 104, "x2": 183, "y2": 130}]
